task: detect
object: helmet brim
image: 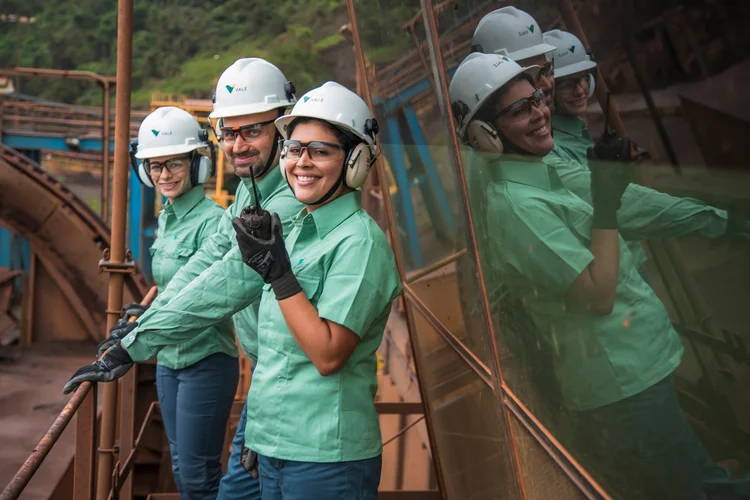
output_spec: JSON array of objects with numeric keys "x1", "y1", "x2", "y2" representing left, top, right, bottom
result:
[
  {"x1": 506, "y1": 43, "x2": 556, "y2": 63},
  {"x1": 209, "y1": 102, "x2": 292, "y2": 119},
  {"x1": 554, "y1": 59, "x2": 597, "y2": 79},
  {"x1": 275, "y1": 114, "x2": 374, "y2": 148},
  {"x1": 134, "y1": 142, "x2": 207, "y2": 159}
]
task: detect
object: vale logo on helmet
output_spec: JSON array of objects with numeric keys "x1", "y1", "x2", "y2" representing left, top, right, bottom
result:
[
  {"x1": 226, "y1": 84, "x2": 248, "y2": 94},
  {"x1": 557, "y1": 45, "x2": 577, "y2": 58},
  {"x1": 518, "y1": 24, "x2": 535, "y2": 36},
  {"x1": 302, "y1": 96, "x2": 324, "y2": 103},
  {"x1": 493, "y1": 55, "x2": 511, "y2": 67},
  {"x1": 151, "y1": 129, "x2": 171, "y2": 137}
]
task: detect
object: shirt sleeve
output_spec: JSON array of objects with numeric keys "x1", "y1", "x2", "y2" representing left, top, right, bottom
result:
[
  {"x1": 315, "y1": 235, "x2": 401, "y2": 338},
  {"x1": 547, "y1": 157, "x2": 728, "y2": 240},
  {"x1": 487, "y1": 187, "x2": 594, "y2": 296},
  {"x1": 123, "y1": 190, "x2": 301, "y2": 362}
]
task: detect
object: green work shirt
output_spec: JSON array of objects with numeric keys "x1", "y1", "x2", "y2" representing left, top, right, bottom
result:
[
  {"x1": 245, "y1": 191, "x2": 402, "y2": 463},
  {"x1": 149, "y1": 185, "x2": 236, "y2": 369},
  {"x1": 486, "y1": 158, "x2": 684, "y2": 411},
  {"x1": 123, "y1": 167, "x2": 303, "y2": 364},
  {"x1": 546, "y1": 114, "x2": 728, "y2": 263}
]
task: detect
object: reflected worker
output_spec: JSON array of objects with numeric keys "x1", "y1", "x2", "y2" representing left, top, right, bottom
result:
[{"x1": 449, "y1": 52, "x2": 717, "y2": 500}]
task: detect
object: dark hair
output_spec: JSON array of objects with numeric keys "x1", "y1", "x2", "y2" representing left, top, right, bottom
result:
[
  {"x1": 285, "y1": 117, "x2": 359, "y2": 151},
  {"x1": 475, "y1": 73, "x2": 536, "y2": 124}
]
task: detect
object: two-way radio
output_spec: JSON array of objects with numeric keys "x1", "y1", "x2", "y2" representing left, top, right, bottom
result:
[{"x1": 239, "y1": 168, "x2": 272, "y2": 240}]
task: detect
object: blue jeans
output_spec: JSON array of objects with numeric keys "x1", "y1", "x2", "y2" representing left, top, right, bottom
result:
[
  {"x1": 156, "y1": 353, "x2": 239, "y2": 500},
  {"x1": 257, "y1": 454, "x2": 381, "y2": 500},
  {"x1": 217, "y1": 400, "x2": 261, "y2": 500},
  {"x1": 573, "y1": 376, "x2": 707, "y2": 500}
]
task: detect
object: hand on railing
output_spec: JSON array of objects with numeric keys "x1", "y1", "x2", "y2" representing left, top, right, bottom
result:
[{"x1": 62, "y1": 286, "x2": 157, "y2": 395}]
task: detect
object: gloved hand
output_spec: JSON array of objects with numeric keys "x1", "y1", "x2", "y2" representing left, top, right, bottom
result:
[
  {"x1": 64, "y1": 343, "x2": 133, "y2": 395},
  {"x1": 588, "y1": 130, "x2": 633, "y2": 163},
  {"x1": 96, "y1": 319, "x2": 137, "y2": 359},
  {"x1": 232, "y1": 212, "x2": 302, "y2": 300},
  {"x1": 240, "y1": 445, "x2": 259, "y2": 479},
  {"x1": 587, "y1": 147, "x2": 631, "y2": 229},
  {"x1": 121, "y1": 302, "x2": 148, "y2": 320}
]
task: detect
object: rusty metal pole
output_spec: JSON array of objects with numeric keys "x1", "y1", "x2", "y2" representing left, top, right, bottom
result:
[
  {"x1": 102, "y1": 82, "x2": 111, "y2": 223},
  {"x1": 96, "y1": 0, "x2": 134, "y2": 498}
]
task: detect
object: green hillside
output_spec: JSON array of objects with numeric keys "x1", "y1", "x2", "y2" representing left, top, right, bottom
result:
[{"x1": 0, "y1": 0, "x2": 419, "y2": 109}]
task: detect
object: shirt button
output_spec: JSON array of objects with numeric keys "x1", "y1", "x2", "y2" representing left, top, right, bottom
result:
[{"x1": 128, "y1": 335, "x2": 135, "y2": 341}]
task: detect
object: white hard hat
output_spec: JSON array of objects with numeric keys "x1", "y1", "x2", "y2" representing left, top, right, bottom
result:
[
  {"x1": 543, "y1": 30, "x2": 597, "y2": 78},
  {"x1": 472, "y1": 7, "x2": 556, "y2": 62},
  {"x1": 449, "y1": 53, "x2": 540, "y2": 138},
  {"x1": 135, "y1": 107, "x2": 208, "y2": 159},
  {"x1": 275, "y1": 81, "x2": 378, "y2": 154},
  {"x1": 209, "y1": 58, "x2": 296, "y2": 119}
]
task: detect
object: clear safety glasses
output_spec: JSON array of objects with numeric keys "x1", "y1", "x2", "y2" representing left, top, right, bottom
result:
[
  {"x1": 281, "y1": 140, "x2": 346, "y2": 162},
  {"x1": 220, "y1": 119, "x2": 276, "y2": 144},
  {"x1": 146, "y1": 156, "x2": 189, "y2": 176},
  {"x1": 495, "y1": 88, "x2": 547, "y2": 124}
]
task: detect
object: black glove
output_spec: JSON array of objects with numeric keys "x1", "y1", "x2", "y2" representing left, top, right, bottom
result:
[
  {"x1": 232, "y1": 212, "x2": 302, "y2": 300},
  {"x1": 64, "y1": 343, "x2": 134, "y2": 395},
  {"x1": 589, "y1": 130, "x2": 633, "y2": 163},
  {"x1": 240, "y1": 445, "x2": 259, "y2": 479},
  {"x1": 96, "y1": 319, "x2": 137, "y2": 359},
  {"x1": 587, "y1": 160, "x2": 631, "y2": 229},
  {"x1": 121, "y1": 302, "x2": 148, "y2": 320}
]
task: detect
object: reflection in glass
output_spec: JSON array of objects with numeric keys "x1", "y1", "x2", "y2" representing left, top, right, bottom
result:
[
  {"x1": 444, "y1": 3, "x2": 750, "y2": 499},
  {"x1": 411, "y1": 306, "x2": 518, "y2": 499}
]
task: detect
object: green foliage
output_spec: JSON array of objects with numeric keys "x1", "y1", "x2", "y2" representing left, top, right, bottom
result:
[{"x1": 1, "y1": 0, "x2": 349, "y2": 108}]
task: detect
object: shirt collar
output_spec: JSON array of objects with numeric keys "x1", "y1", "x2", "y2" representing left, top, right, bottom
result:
[
  {"x1": 240, "y1": 165, "x2": 285, "y2": 205},
  {"x1": 488, "y1": 156, "x2": 553, "y2": 191},
  {"x1": 163, "y1": 184, "x2": 206, "y2": 219},
  {"x1": 292, "y1": 191, "x2": 362, "y2": 239},
  {"x1": 552, "y1": 113, "x2": 588, "y2": 139}
]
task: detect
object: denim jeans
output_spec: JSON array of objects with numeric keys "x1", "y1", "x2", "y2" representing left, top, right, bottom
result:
[
  {"x1": 573, "y1": 376, "x2": 707, "y2": 500},
  {"x1": 257, "y1": 454, "x2": 381, "y2": 500},
  {"x1": 217, "y1": 400, "x2": 261, "y2": 500},
  {"x1": 156, "y1": 353, "x2": 239, "y2": 500}
]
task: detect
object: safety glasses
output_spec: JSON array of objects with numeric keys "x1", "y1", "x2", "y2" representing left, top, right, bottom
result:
[
  {"x1": 220, "y1": 119, "x2": 276, "y2": 144},
  {"x1": 282, "y1": 140, "x2": 345, "y2": 162},
  {"x1": 556, "y1": 73, "x2": 592, "y2": 93},
  {"x1": 495, "y1": 89, "x2": 547, "y2": 124},
  {"x1": 536, "y1": 61, "x2": 554, "y2": 82},
  {"x1": 145, "y1": 156, "x2": 189, "y2": 176}
]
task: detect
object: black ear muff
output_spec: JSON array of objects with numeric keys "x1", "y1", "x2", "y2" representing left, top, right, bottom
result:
[
  {"x1": 451, "y1": 100, "x2": 470, "y2": 130},
  {"x1": 470, "y1": 43, "x2": 483, "y2": 54},
  {"x1": 129, "y1": 138, "x2": 154, "y2": 188},
  {"x1": 344, "y1": 143, "x2": 373, "y2": 189},
  {"x1": 284, "y1": 81, "x2": 296, "y2": 101},
  {"x1": 465, "y1": 120, "x2": 504, "y2": 154}
]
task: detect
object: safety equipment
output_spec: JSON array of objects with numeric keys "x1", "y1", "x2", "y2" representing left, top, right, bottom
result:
[
  {"x1": 63, "y1": 343, "x2": 134, "y2": 395},
  {"x1": 96, "y1": 320, "x2": 137, "y2": 359},
  {"x1": 449, "y1": 53, "x2": 540, "y2": 154},
  {"x1": 232, "y1": 212, "x2": 302, "y2": 300},
  {"x1": 543, "y1": 29, "x2": 597, "y2": 97},
  {"x1": 275, "y1": 81, "x2": 379, "y2": 192},
  {"x1": 210, "y1": 58, "x2": 297, "y2": 119},
  {"x1": 471, "y1": 7, "x2": 556, "y2": 61},
  {"x1": 121, "y1": 302, "x2": 148, "y2": 320},
  {"x1": 130, "y1": 107, "x2": 215, "y2": 188}
]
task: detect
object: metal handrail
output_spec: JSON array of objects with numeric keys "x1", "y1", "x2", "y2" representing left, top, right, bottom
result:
[{"x1": 0, "y1": 382, "x2": 95, "y2": 500}]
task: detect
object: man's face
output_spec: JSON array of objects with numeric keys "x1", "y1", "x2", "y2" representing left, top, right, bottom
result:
[
  {"x1": 518, "y1": 54, "x2": 555, "y2": 111},
  {"x1": 220, "y1": 109, "x2": 280, "y2": 179}
]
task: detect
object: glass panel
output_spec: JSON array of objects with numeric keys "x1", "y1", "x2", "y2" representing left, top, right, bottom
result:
[
  {"x1": 507, "y1": 416, "x2": 587, "y2": 500},
  {"x1": 410, "y1": 303, "x2": 518, "y2": 499},
  {"x1": 439, "y1": 1, "x2": 750, "y2": 499},
  {"x1": 352, "y1": 0, "x2": 496, "y2": 366}
]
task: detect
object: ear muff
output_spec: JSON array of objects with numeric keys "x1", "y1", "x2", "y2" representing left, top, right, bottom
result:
[
  {"x1": 344, "y1": 143, "x2": 373, "y2": 189},
  {"x1": 587, "y1": 72, "x2": 596, "y2": 98},
  {"x1": 284, "y1": 81, "x2": 296, "y2": 101},
  {"x1": 129, "y1": 138, "x2": 154, "y2": 188},
  {"x1": 465, "y1": 120, "x2": 504, "y2": 154},
  {"x1": 189, "y1": 130, "x2": 217, "y2": 185}
]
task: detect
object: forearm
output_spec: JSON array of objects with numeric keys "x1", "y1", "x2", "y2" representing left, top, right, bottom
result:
[
  {"x1": 124, "y1": 247, "x2": 263, "y2": 361},
  {"x1": 618, "y1": 184, "x2": 728, "y2": 240}
]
